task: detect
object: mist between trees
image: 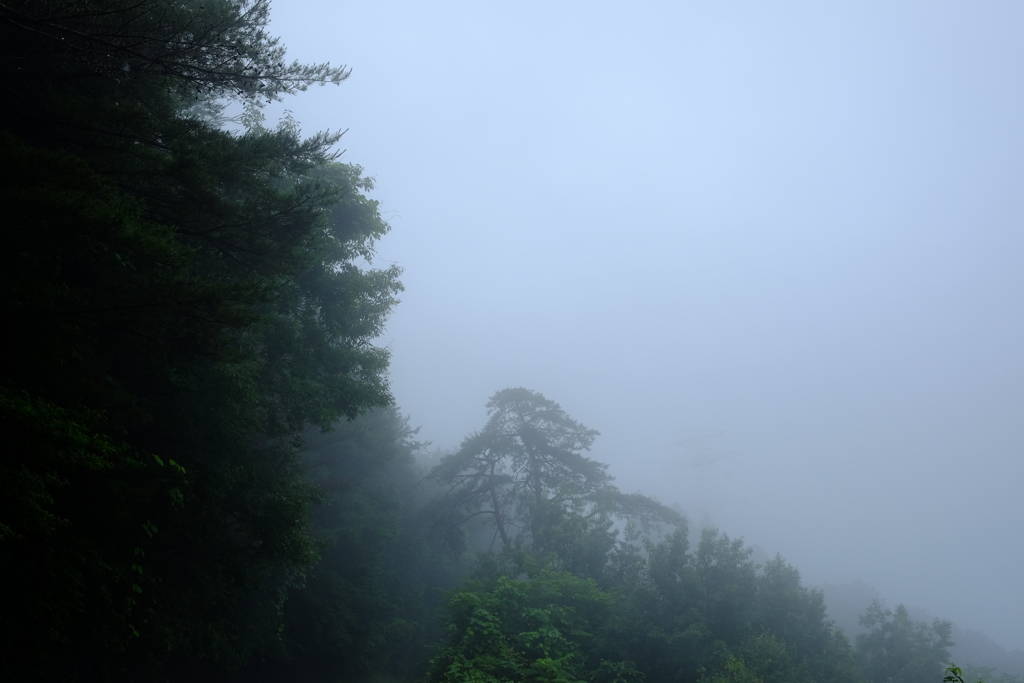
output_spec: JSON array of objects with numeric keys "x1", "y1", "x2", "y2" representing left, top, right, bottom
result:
[{"x1": 1, "y1": 1, "x2": 1021, "y2": 682}]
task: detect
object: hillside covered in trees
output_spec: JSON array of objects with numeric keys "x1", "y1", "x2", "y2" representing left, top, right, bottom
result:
[{"x1": 1, "y1": 2, "x2": 1018, "y2": 682}]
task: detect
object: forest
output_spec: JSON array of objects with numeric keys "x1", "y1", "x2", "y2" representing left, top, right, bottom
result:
[{"x1": 0, "y1": 1, "x2": 1020, "y2": 682}]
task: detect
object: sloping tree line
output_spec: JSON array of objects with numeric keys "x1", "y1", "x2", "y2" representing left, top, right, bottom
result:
[
  {"x1": 423, "y1": 389, "x2": 860, "y2": 683},
  {"x1": 1, "y1": 1, "x2": 1000, "y2": 681},
  {"x1": 273, "y1": 388, "x2": 977, "y2": 683},
  {"x1": 421, "y1": 389, "x2": 977, "y2": 683}
]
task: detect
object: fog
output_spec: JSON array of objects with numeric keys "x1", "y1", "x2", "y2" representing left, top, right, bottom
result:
[{"x1": 265, "y1": 1, "x2": 1023, "y2": 650}]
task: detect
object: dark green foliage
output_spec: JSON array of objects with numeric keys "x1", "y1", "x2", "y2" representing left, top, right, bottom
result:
[
  {"x1": 953, "y1": 663, "x2": 1024, "y2": 683},
  {"x1": 216, "y1": 407, "x2": 468, "y2": 683},
  {"x1": 426, "y1": 563, "x2": 638, "y2": 683},
  {"x1": 945, "y1": 663, "x2": 972, "y2": 683},
  {"x1": 429, "y1": 387, "x2": 606, "y2": 550},
  {"x1": 823, "y1": 584, "x2": 1021, "y2": 683},
  {"x1": 423, "y1": 521, "x2": 861, "y2": 683},
  {"x1": 605, "y1": 527, "x2": 859, "y2": 683},
  {"x1": 855, "y1": 602, "x2": 953, "y2": 683},
  {"x1": 944, "y1": 663, "x2": 989, "y2": 683},
  {"x1": 0, "y1": 0, "x2": 349, "y2": 119},
  {"x1": 429, "y1": 388, "x2": 680, "y2": 568},
  {"x1": 6, "y1": 2, "x2": 1011, "y2": 678},
  {"x1": 278, "y1": 408, "x2": 455, "y2": 681},
  {"x1": 425, "y1": 389, "x2": 859, "y2": 683},
  {"x1": 0, "y1": 1, "x2": 399, "y2": 679},
  {"x1": 755, "y1": 558, "x2": 860, "y2": 683}
]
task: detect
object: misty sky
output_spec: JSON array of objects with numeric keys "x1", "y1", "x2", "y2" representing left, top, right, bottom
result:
[{"x1": 263, "y1": 1, "x2": 1024, "y2": 649}]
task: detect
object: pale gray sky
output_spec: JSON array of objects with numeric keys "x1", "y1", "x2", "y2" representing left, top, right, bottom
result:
[{"x1": 266, "y1": 0, "x2": 1023, "y2": 649}]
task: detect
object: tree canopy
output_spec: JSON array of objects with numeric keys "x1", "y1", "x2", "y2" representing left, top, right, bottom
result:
[
  {"x1": 3, "y1": 3, "x2": 1014, "y2": 683},
  {"x1": 429, "y1": 388, "x2": 681, "y2": 564},
  {"x1": 1, "y1": 1, "x2": 400, "y2": 679},
  {"x1": 855, "y1": 602, "x2": 954, "y2": 683}
]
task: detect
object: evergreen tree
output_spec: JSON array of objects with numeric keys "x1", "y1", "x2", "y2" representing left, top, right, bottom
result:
[
  {"x1": 429, "y1": 388, "x2": 679, "y2": 569},
  {"x1": 0, "y1": 1, "x2": 399, "y2": 679}
]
